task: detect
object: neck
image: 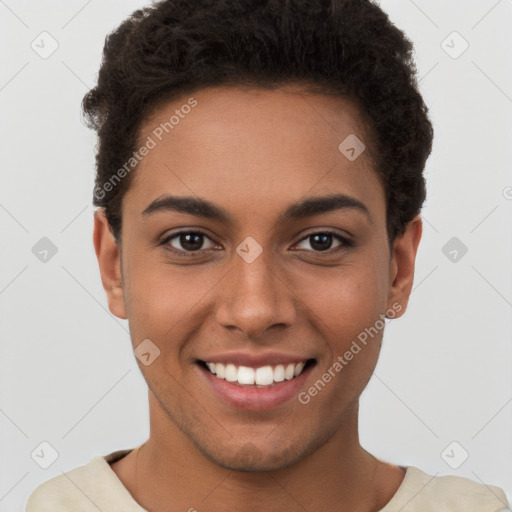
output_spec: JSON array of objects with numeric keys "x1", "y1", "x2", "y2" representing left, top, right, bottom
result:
[{"x1": 129, "y1": 392, "x2": 394, "y2": 512}]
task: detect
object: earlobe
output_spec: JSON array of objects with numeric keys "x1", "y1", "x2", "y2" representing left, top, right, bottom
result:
[
  {"x1": 386, "y1": 215, "x2": 423, "y2": 318},
  {"x1": 93, "y1": 209, "x2": 127, "y2": 319}
]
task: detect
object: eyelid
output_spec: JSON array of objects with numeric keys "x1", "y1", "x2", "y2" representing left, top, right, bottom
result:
[
  {"x1": 293, "y1": 230, "x2": 354, "y2": 252},
  {"x1": 160, "y1": 229, "x2": 219, "y2": 254},
  {"x1": 160, "y1": 228, "x2": 354, "y2": 257}
]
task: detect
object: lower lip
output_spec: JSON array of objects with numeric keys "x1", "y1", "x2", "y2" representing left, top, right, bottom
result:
[{"x1": 197, "y1": 363, "x2": 314, "y2": 411}]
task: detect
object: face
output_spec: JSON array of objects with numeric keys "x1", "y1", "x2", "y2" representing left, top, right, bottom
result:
[{"x1": 94, "y1": 84, "x2": 421, "y2": 472}]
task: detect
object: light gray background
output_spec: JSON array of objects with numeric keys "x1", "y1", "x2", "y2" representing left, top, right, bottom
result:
[{"x1": 1, "y1": 1, "x2": 511, "y2": 510}]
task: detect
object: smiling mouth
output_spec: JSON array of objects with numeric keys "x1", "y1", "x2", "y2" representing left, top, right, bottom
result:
[{"x1": 197, "y1": 359, "x2": 316, "y2": 388}]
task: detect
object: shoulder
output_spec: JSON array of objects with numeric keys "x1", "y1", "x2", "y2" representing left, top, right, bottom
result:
[
  {"x1": 385, "y1": 465, "x2": 511, "y2": 512},
  {"x1": 25, "y1": 449, "x2": 137, "y2": 512},
  {"x1": 25, "y1": 459, "x2": 99, "y2": 512}
]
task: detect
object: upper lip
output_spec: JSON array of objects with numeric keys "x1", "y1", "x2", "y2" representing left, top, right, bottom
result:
[{"x1": 197, "y1": 352, "x2": 314, "y2": 368}]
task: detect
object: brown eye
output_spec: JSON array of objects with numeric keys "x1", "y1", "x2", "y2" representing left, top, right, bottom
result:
[
  {"x1": 294, "y1": 231, "x2": 353, "y2": 253},
  {"x1": 162, "y1": 231, "x2": 217, "y2": 254}
]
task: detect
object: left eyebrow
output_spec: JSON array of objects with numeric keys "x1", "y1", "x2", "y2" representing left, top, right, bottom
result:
[
  {"x1": 141, "y1": 193, "x2": 373, "y2": 225},
  {"x1": 282, "y1": 193, "x2": 373, "y2": 225}
]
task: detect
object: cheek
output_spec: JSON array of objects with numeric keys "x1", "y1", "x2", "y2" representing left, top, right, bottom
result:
[
  {"x1": 302, "y1": 260, "x2": 388, "y2": 344},
  {"x1": 299, "y1": 273, "x2": 387, "y2": 409},
  {"x1": 122, "y1": 252, "x2": 198, "y2": 347}
]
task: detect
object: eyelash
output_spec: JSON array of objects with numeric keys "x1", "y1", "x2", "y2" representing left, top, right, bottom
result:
[{"x1": 159, "y1": 230, "x2": 354, "y2": 257}]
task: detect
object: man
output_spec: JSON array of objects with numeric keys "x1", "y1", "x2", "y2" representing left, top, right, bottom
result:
[{"x1": 26, "y1": 0, "x2": 510, "y2": 510}]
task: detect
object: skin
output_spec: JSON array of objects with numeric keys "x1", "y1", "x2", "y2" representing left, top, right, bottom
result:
[{"x1": 93, "y1": 84, "x2": 422, "y2": 511}]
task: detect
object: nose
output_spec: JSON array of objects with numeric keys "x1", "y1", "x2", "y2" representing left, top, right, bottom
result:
[{"x1": 215, "y1": 249, "x2": 297, "y2": 340}]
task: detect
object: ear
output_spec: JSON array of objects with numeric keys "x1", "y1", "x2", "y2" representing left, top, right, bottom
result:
[
  {"x1": 93, "y1": 209, "x2": 127, "y2": 319},
  {"x1": 386, "y1": 215, "x2": 423, "y2": 318}
]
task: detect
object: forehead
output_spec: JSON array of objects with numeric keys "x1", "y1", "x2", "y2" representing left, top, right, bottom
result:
[{"x1": 125, "y1": 85, "x2": 385, "y2": 226}]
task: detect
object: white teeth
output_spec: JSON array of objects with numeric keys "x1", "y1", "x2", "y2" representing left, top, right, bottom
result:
[
  {"x1": 225, "y1": 363, "x2": 238, "y2": 382},
  {"x1": 274, "y1": 364, "x2": 285, "y2": 382},
  {"x1": 237, "y1": 366, "x2": 255, "y2": 385},
  {"x1": 204, "y1": 360, "x2": 309, "y2": 386},
  {"x1": 294, "y1": 361, "x2": 305, "y2": 377},
  {"x1": 215, "y1": 363, "x2": 226, "y2": 379},
  {"x1": 255, "y1": 365, "x2": 274, "y2": 386}
]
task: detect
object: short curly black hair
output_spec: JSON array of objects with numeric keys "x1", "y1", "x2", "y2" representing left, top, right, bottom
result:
[{"x1": 82, "y1": 0, "x2": 433, "y2": 246}]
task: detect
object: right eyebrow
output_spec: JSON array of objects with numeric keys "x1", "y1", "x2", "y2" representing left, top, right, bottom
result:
[{"x1": 141, "y1": 192, "x2": 373, "y2": 225}]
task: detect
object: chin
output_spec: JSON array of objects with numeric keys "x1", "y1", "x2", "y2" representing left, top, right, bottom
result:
[{"x1": 191, "y1": 434, "x2": 318, "y2": 473}]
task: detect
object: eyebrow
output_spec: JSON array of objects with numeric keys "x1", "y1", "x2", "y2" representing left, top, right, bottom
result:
[{"x1": 141, "y1": 193, "x2": 372, "y2": 224}]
